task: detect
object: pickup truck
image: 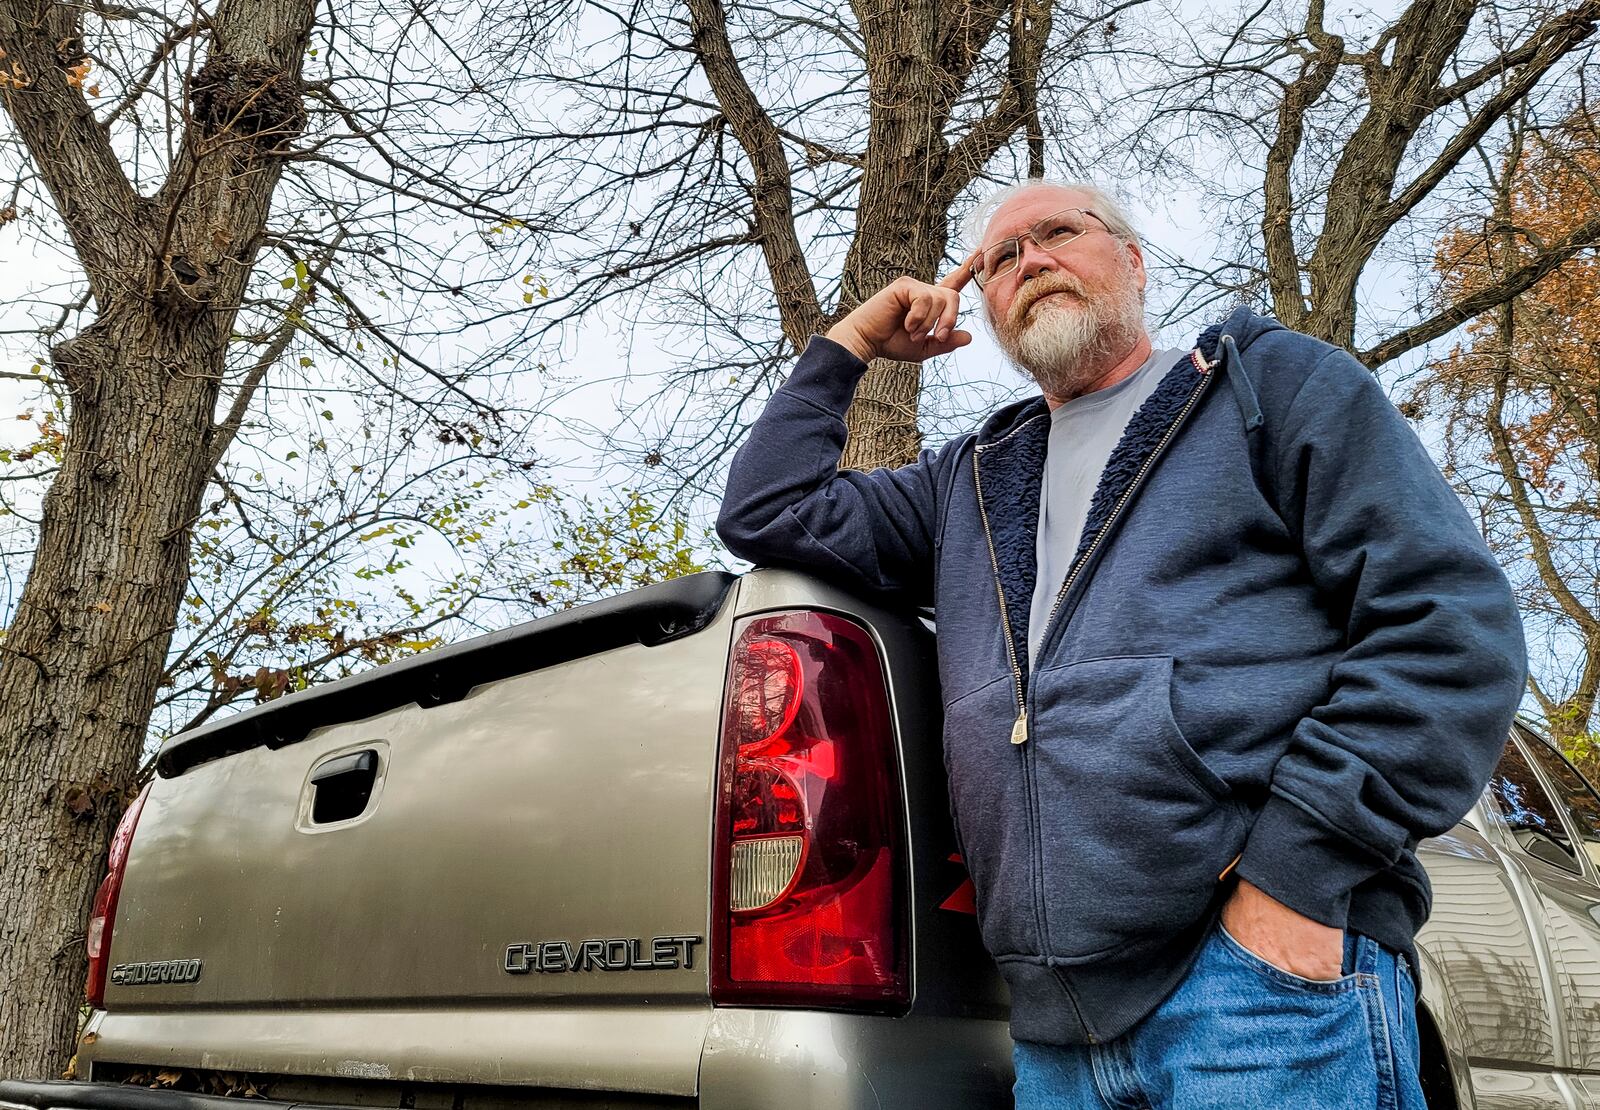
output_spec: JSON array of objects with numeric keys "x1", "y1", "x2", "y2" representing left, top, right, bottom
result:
[{"x1": 2, "y1": 568, "x2": 1599, "y2": 1109}]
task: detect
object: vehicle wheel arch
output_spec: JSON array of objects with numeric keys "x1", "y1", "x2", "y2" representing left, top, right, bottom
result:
[{"x1": 1412, "y1": 943, "x2": 1475, "y2": 1110}]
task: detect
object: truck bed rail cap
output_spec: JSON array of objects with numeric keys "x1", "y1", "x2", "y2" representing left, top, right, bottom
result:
[{"x1": 156, "y1": 571, "x2": 737, "y2": 779}]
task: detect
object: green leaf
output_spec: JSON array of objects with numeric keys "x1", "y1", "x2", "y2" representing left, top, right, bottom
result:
[{"x1": 281, "y1": 277, "x2": 296, "y2": 289}]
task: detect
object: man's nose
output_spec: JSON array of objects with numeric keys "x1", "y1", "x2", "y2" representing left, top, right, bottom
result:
[{"x1": 1015, "y1": 236, "x2": 1057, "y2": 283}]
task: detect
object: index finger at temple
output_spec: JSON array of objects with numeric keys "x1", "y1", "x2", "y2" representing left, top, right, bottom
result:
[{"x1": 938, "y1": 249, "x2": 981, "y2": 291}]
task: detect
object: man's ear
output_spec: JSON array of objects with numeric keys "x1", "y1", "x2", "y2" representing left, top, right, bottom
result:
[{"x1": 1123, "y1": 238, "x2": 1147, "y2": 294}]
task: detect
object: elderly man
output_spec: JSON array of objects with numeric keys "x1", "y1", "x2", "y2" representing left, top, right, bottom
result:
[{"x1": 715, "y1": 180, "x2": 1526, "y2": 1108}]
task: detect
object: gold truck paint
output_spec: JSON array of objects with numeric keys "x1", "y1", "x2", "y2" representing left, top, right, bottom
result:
[{"x1": 78, "y1": 569, "x2": 1012, "y2": 1105}]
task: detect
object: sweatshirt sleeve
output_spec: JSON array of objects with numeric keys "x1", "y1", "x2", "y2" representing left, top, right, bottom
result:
[
  {"x1": 1233, "y1": 345, "x2": 1528, "y2": 929},
  {"x1": 715, "y1": 335, "x2": 955, "y2": 604}
]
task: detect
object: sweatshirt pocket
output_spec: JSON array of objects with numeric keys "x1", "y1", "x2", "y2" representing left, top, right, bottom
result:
[
  {"x1": 942, "y1": 672, "x2": 1041, "y2": 959},
  {"x1": 1030, "y1": 654, "x2": 1245, "y2": 959}
]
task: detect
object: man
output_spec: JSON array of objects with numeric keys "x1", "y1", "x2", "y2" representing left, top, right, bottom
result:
[{"x1": 715, "y1": 180, "x2": 1527, "y2": 1108}]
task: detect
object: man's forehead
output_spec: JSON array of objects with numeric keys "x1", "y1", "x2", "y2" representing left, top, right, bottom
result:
[{"x1": 982, "y1": 188, "x2": 1091, "y2": 244}]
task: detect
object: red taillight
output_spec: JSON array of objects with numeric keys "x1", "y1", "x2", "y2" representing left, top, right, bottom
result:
[
  {"x1": 711, "y1": 610, "x2": 909, "y2": 1012},
  {"x1": 86, "y1": 784, "x2": 151, "y2": 1008}
]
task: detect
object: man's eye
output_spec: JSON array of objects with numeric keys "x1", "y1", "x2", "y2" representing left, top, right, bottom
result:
[
  {"x1": 990, "y1": 244, "x2": 1018, "y2": 267},
  {"x1": 1041, "y1": 222, "x2": 1078, "y2": 245}
]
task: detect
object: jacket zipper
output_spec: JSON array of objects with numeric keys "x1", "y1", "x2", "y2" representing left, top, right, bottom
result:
[
  {"x1": 969, "y1": 350, "x2": 1214, "y2": 1045},
  {"x1": 973, "y1": 429, "x2": 1071, "y2": 1032},
  {"x1": 971, "y1": 445, "x2": 1029, "y2": 742},
  {"x1": 973, "y1": 350, "x2": 1215, "y2": 746}
]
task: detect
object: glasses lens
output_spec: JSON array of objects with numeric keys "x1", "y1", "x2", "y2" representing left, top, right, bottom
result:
[
  {"x1": 1036, "y1": 210, "x2": 1090, "y2": 248},
  {"x1": 977, "y1": 209, "x2": 1097, "y2": 285},
  {"x1": 980, "y1": 240, "x2": 1020, "y2": 285}
]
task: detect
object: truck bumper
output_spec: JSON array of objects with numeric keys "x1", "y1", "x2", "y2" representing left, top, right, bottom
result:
[
  {"x1": 698, "y1": 1009, "x2": 1013, "y2": 1109},
  {"x1": 0, "y1": 1083, "x2": 325, "y2": 1110},
  {"x1": 13, "y1": 1008, "x2": 1013, "y2": 1110}
]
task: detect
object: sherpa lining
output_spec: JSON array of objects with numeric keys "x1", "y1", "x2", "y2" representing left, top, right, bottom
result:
[
  {"x1": 973, "y1": 414, "x2": 1049, "y2": 680},
  {"x1": 1068, "y1": 351, "x2": 1208, "y2": 569}
]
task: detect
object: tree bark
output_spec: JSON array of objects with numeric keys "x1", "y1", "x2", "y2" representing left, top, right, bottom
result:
[{"x1": 0, "y1": 0, "x2": 316, "y2": 1076}]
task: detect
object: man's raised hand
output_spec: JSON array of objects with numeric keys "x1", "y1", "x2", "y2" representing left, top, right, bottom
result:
[{"x1": 824, "y1": 254, "x2": 978, "y2": 365}]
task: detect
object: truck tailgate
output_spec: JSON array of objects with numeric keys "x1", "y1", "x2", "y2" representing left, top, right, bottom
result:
[{"x1": 91, "y1": 573, "x2": 738, "y2": 1095}]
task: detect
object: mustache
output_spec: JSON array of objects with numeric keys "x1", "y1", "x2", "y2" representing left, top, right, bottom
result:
[{"x1": 1007, "y1": 272, "x2": 1091, "y2": 330}]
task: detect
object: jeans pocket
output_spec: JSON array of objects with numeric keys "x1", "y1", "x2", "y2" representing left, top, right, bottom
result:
[
  {"x1": 1030, "y1": 654, "x2": 1247, "y2": 957},
  {"x1": 1213, "y1": 921, "x2": 1362, "y2": 995}
]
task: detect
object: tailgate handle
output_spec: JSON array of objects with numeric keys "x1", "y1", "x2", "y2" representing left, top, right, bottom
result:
[{"x1": 309, "y1": 749, "x2": 379, "y2": 823}]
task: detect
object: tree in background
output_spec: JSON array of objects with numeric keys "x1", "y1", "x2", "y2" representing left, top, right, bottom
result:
[
  {"x1": 1128, "y1": 0, "x2": 1598, "y2": 366},
  {"x1": 507, "y1": 0, "x2": 1138, "y2": 477},
  {"x1": 1410, "y1": 108, "x2": 1600, "y2": 777},
  {"x1": 147, "y1": 479, "x2": 706, "y2": 759},
  {"x1": 0, "y1": 0, "x2": 704, "y2": 1075}
]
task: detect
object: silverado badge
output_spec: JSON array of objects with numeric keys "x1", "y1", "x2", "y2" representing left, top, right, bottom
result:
[{"x1": 110, "y1": 958, "x2": 203, "y2": 986}]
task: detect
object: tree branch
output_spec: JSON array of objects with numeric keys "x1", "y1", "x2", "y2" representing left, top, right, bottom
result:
[
  {"x1": 933, "y1": 0, "x2": 1057, "y2": 209},
  {"x1": 206, "y1": 231, "x2": 345, "y2": 470},
  {"x1": 1380, "y1": 1, "x2": 1600, "y2": 233},
  {"x1": 686, "y1": 0, "x2": 824, "y2": 347},
  {"x1": 1360, "y1": 214, "x2": 1600, "y2": 367},
  {"x1": 1486, "y1": 360, "x2": 1600, "y2": 640},
  {"x1": 0, "y1": 0, "x2": 144, "y2": 301}
]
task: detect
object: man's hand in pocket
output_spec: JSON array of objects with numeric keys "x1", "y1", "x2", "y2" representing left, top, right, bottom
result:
[{"x1": 1220, "y1": 878, "x2": 1344, "y2": 981}]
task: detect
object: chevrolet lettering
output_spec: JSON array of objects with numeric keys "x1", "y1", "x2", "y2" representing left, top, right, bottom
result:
[{"x1": 502, "y1": 935, "x2": 703, "y2": 974}]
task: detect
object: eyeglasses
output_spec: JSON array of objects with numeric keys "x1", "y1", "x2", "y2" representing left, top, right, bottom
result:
[{"x1": 971, "y1": 208, "x2": 1110, "y2": 288}]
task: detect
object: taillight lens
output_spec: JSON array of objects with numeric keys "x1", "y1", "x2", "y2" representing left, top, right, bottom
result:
[
  {"x1": 86, "y1": 784, "x2": 152, "y2": 1008},
  {"x1": 711, "y1": 610, "x2": 909, "y2": 1012}
]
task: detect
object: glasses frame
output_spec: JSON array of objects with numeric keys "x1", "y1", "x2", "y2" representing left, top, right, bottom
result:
[{"x1": 971, "y1": 207, "x2": 1110, "y2": 289}]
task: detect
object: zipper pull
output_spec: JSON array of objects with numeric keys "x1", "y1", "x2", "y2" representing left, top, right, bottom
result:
[{"x1": 1010, "y1": 710, "x2": 1028, "y2": 745}]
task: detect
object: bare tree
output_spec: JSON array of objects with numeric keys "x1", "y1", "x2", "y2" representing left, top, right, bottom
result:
[
  {"x1": 504, "y1": 0, "x2": 1141, "y2": 481},
  {"x1": 1118, "y1": 0, "x2": 1598, "y2": 750},
  {"x1": 0, "y1": 0, "x2": 630, "y2": 1075},
  {"x1": 1126, "y1": 0, "x2": 1598, "y2": 366}
]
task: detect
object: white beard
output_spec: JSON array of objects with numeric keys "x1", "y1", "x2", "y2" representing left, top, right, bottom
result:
[{"x1": 1000, "y1": 271, "x2": 1147, "y2": 400}]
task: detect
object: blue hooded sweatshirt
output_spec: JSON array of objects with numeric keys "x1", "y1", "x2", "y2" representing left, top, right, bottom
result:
[{"x1": 715, "y1": 306, "x2": 1527, "y2": 1046}]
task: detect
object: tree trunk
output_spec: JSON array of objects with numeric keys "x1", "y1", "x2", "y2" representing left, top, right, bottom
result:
[
  {"x1": 0, "y1": 0, "x2": 316, "y2": 1076},
  {"x1": 691, "y1": 0, "x2": 1044, "y2": 471},
  {"x1": 0, "y1": 317, "x2": 223, "y2": 1073},
  {"x1": 836, "y1": 0, "x2": 1051, "y2": 469},
  {"x1": 833, "y1": 1, "x2": 948, "y2": 469}
]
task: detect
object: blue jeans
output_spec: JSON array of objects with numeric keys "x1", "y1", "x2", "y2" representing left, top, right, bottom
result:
[{"x1": 1013, "y1": 921, "x2": 1426, "y2": 1108}]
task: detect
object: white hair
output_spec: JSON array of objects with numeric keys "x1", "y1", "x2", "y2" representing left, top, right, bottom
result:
[{"x1": 963, "y1": 179, "x2": 1143, "y2": 251}]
